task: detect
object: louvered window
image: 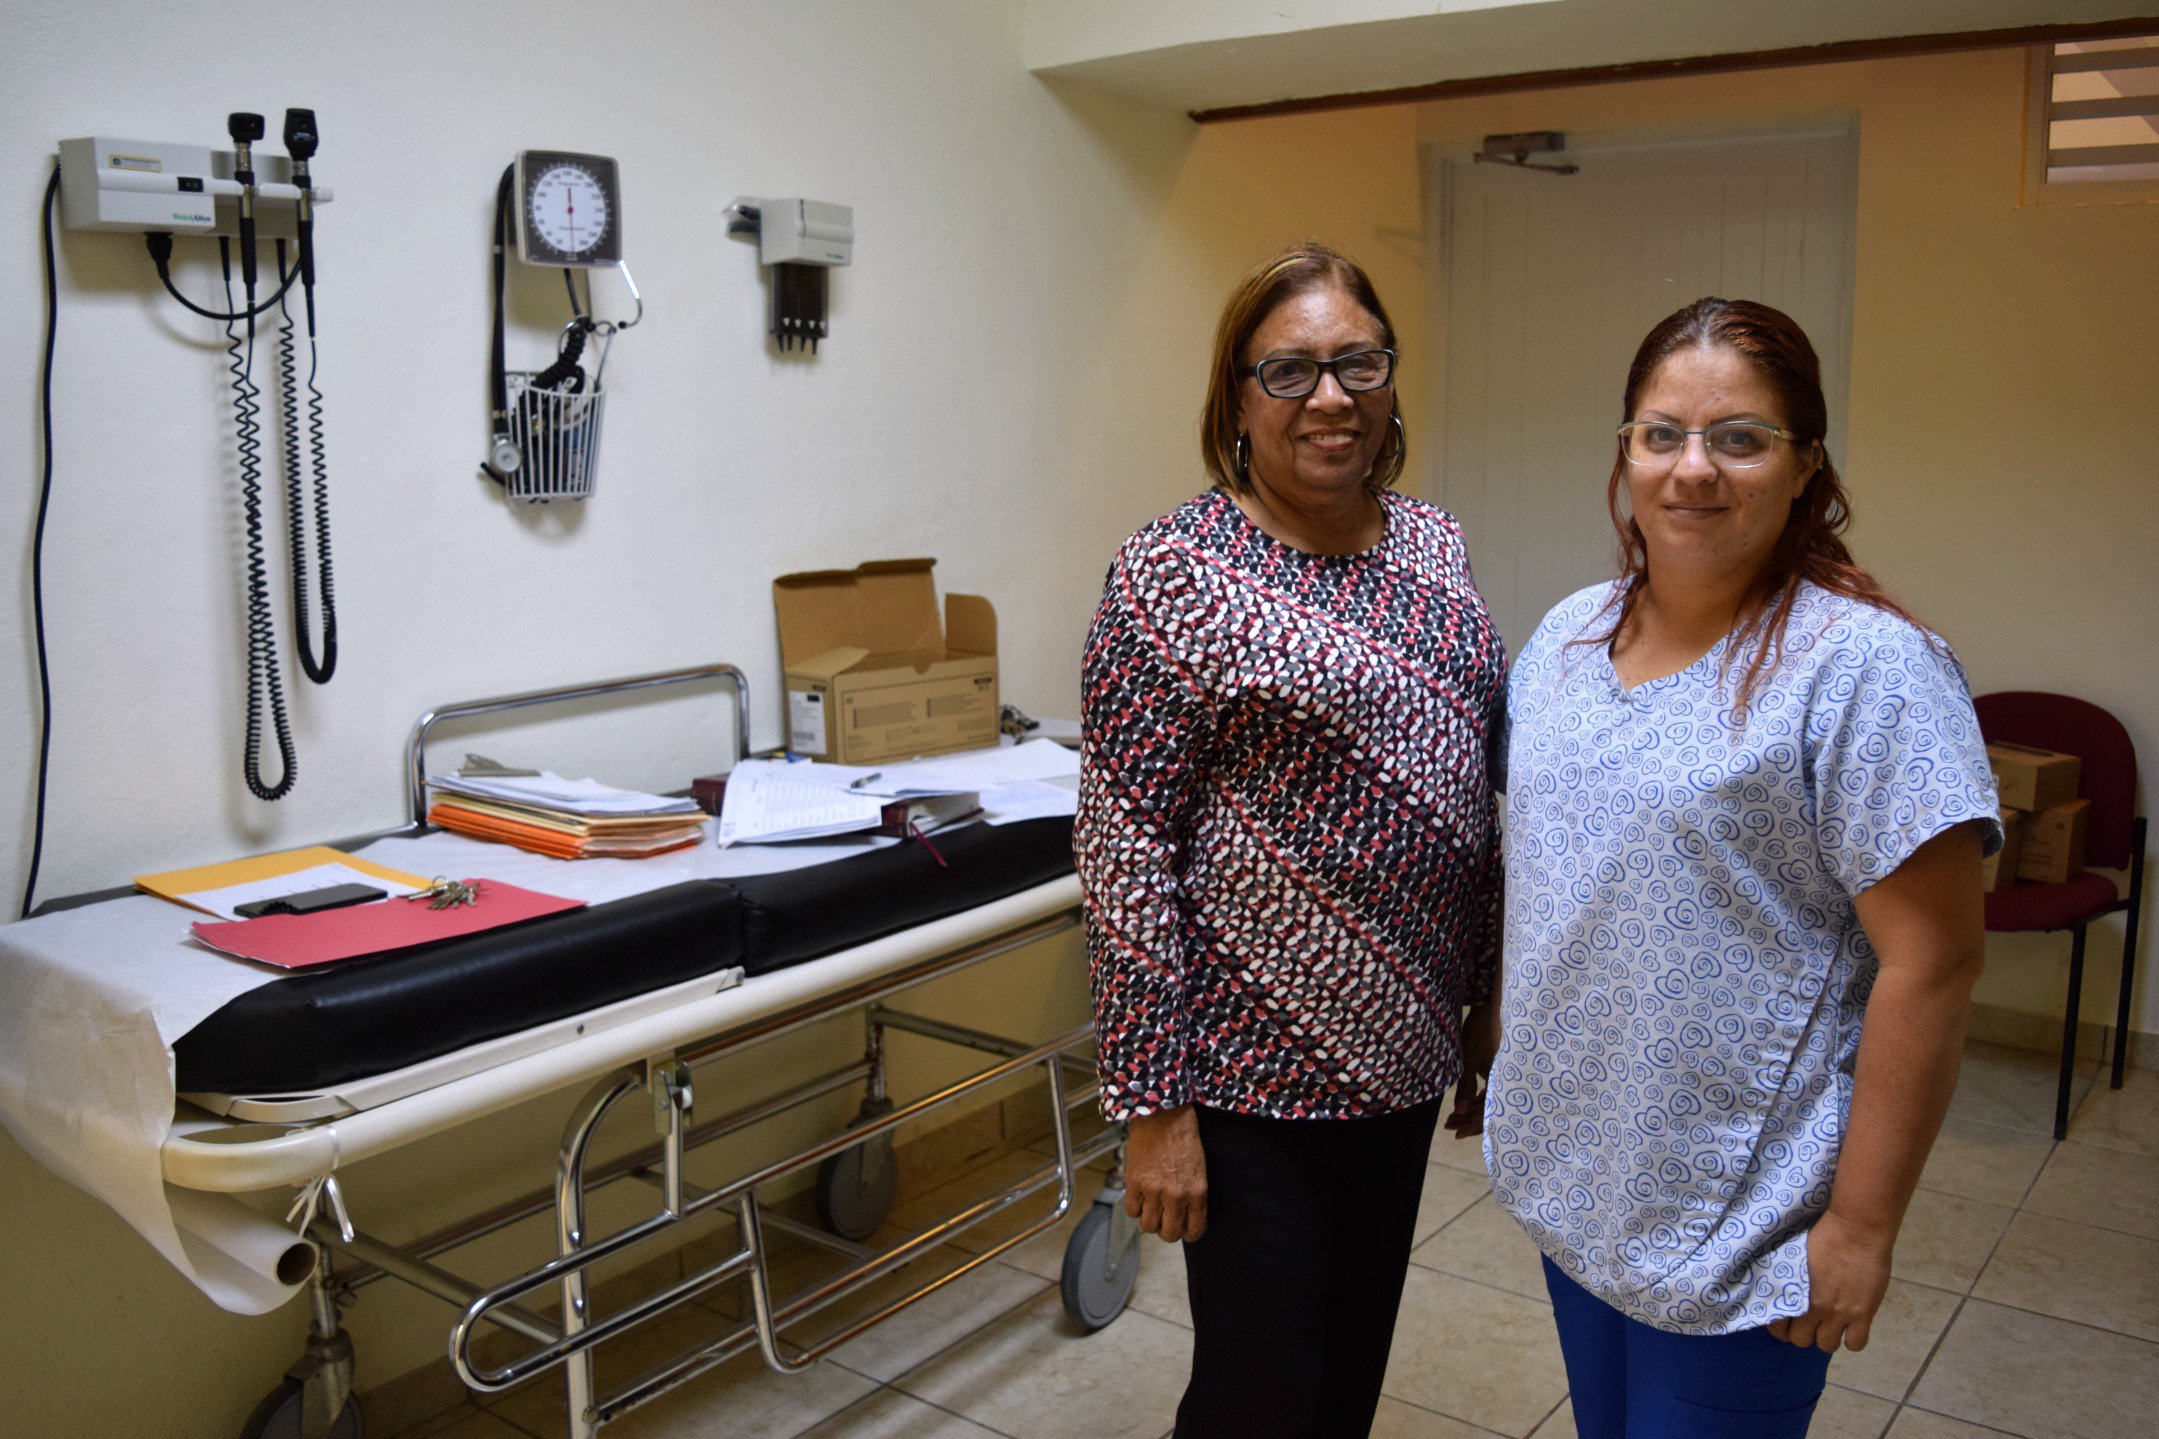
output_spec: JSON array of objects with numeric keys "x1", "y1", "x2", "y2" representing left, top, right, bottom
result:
[{"x1": 2026, "y1": 37, "x2": 2159, "y2": 204}]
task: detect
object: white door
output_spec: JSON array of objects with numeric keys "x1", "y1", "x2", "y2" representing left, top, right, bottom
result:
[{"x1": 1428, "y1": 127, "x2": 1857, "y2": 655}]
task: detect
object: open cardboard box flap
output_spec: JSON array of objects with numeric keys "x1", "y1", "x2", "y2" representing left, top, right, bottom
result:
[{"x1": 775, "y1": 560, "x2": 994, "y2": 676}]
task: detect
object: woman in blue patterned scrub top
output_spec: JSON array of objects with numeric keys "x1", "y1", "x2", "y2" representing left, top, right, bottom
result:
[{"x1": 1477, "y1": 299, "x2": 2000, "y2": 1438}]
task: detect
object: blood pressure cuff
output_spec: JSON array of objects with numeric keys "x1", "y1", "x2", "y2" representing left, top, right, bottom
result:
[
  {"x1": 173, "y1": 881, "x2": 742, "y2": 1095},
  {"x1": 729, "y1": 817, "x2": 1077, "y2": 975},
  {"x1": 171, "y1": 817, "x2": 1076, "y2": 1096}
]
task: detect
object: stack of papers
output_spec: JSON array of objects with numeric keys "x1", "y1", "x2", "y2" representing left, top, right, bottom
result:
[
  {"x1": 717, "y1": 740, "x2": 1080, "y2": 847},
  {"x1": 714, "y1": 762, "x2": 891, "y2": 846},
  {"x1": 428, "y1": 772, "x2": 706, "y2": 859}
]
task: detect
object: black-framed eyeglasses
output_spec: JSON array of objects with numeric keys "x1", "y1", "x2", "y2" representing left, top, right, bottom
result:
[
  {"x1": 1616, "y1": 420, "x2": 1802, "y2": 471},
  {"x1": 1244, "y1": 348, "x2": 1395, "y2": 399}
]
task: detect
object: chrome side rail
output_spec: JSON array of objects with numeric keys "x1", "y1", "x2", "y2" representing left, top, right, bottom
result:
[
  {"x1": 326, "y1": 909, "x2": 1079, "y2": 1294},
  {"x1": 743, "y1": 1057, "x2": 1075, "y2": 1372},
  {"x1": 449, "y1": 1023, "x2": 1098, "y2": 1400}
]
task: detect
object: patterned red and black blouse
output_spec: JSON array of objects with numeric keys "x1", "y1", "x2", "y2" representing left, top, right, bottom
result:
[{"x1": 1076, "y1": 487, "x2": 1507, "y2": 1122}]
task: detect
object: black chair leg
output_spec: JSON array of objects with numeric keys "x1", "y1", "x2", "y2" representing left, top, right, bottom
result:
[
  {"x1": 2058, "y1": 925, "x2": 2088, "y2": 1141},
  {"x1": 2112, "y1": 820, "x2": 2145, "y2": 1090}
]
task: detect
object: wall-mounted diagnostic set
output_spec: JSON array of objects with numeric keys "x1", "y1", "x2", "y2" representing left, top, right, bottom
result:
[
  {"x1": 481, "y1": 151, "x2": 643, "y2": 503},
  {"x1": 726, "y1": 197, "x2": 853, "y2": 351},
  {"x1": 52, "y1": 114, "x2": 342, "y2": 804}
]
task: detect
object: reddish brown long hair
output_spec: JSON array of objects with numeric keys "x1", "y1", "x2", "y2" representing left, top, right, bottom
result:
[{"x1": 1582, "y1": 297, "x2": 1929, "y2": 714}]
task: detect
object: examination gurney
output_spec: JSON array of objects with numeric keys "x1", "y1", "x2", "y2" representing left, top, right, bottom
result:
[{"x1": 1, "y1": 666, "x2": 1140, "y2": 1439}]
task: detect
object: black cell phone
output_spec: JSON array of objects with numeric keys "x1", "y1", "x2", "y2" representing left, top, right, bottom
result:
[{"x1": 235, "y1": 883, "x2": 386, "y2": 919}]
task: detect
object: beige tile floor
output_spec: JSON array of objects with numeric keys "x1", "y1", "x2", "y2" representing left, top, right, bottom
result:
[{"x1": 386, "y1": 1042, "x2": 2159, "y2": 1439}]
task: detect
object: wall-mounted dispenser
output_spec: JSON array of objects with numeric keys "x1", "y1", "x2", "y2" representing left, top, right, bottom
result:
[{"x1": 726, "y1": 197, "x2": 853, "y2": 352}]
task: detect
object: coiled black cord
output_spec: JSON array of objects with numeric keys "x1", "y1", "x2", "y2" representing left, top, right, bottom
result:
[
  {"x1": 276, "y1": 240, "x2": 336, "y2": 684},
  {"x1": 529, "y1": 320, "x2": 592, "y2": 393},
  {"x1": 223, "y1": 241, "x2": 295, "y2": 801},
  {"x1": 22, "y1": 166, "x2": 61, "y2": 918}
]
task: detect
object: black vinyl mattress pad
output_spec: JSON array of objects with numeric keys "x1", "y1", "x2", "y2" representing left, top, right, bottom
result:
[{"x1": 173, "y1": 818, "x2": 1075, "y2": 1096}]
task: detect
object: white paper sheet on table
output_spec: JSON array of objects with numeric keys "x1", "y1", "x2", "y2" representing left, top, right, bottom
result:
[
  {"x1": 979, "y1": 778, "x2": 1080, "y2": 826},
  {"x1": 861, "y1": 739, "x2": 1079, "y2": 796},
  {"x1": 0, "y1": 825, "x2": 895, "y2": 1314}
]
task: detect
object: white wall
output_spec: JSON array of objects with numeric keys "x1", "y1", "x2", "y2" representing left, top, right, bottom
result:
[
  {"x1": 0, "y1": 2, "x2": 1198, "y2": 1431},
  {"x1": 2, "y1": 0, "x2": 1179, "y2": 903}
]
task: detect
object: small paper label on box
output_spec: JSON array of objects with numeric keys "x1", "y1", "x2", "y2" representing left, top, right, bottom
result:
[{"x1": 789, "y1": 689, "x2": 828, "y2": 755}]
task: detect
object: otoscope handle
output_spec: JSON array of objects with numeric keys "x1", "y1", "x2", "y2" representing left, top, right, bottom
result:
[{"x1": 229, "y1": 112, "x2": 265, "y2": 298}]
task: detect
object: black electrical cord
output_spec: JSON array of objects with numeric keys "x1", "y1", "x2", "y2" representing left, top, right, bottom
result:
[
  {"x1": 145, "y1": 231, "x2": 299, "y2": 322},
  {"x1": 485, "y1": 169, "x2": 597, "y2": 485},
  {"x1": 483, "y1": 165, "x2": 514, "y2": 485},
  {"x1": 275, "y1": 240, "x2": 336, "y2": 684},
  {"x1": 22, "y1": 165, "x2": 61, "y2": 919},
  {"x1": 223, "y1": 243, "x2": 295, "y2": 801}
]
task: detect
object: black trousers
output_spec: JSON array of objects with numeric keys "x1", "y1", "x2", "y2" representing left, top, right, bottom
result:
[{"x1": 1174, "y1": 1097, "x2": 1443, "y2": 1439}]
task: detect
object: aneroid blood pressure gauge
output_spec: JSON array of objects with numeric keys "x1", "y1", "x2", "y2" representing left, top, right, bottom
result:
[{"x1": 513, "y1": 151, "x2": 622, "y2": 267}]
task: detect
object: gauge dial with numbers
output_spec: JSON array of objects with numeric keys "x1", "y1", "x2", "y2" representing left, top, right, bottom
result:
[{"x1": 513, "y1": 151, "x2": 623, "y2": 267}]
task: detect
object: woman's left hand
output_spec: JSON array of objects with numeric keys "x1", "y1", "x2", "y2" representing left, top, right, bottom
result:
[
  {"x1": 1443, "y1": 1002, "x2": 1501, "y2": 1140},
  {"x1": 1770, "y1": 1210, "x2": 1895, "y2": 1352}
]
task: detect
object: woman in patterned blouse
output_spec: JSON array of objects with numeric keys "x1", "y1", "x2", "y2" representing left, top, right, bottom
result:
[
  {"x1": 1481, "y1": 299, "x2": 1997, "y2": 1438},
  {"x1": 1075, "y1": 243, "x2": 1508, "y2": 1438}
]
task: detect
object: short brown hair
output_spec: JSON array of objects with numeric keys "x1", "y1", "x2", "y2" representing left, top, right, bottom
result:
[{"x1": 1200, "y1": 242, "x2": 1404, "y2": 493}]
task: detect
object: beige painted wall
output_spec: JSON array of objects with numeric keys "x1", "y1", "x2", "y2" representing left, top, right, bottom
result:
[{"x1": 1401, "y1": 47, "x2": 2157, "y2": 1036}]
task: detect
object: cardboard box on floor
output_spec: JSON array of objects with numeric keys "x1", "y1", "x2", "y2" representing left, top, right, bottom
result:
[
  {"x1": 2017, "y1": 798, "x2": 2092, "y2": 886},
  {"x1": 1988, "y1": 742, "x2": 2081, "y2": 814},
  {"x1": 774, "y1": 559, "x2": 999, "y2": 765},
  {"x1": 1982, "y1": 807, "x2": 2025, "y2": 894}
]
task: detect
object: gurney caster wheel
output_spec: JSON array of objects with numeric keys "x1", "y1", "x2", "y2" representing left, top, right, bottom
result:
[
  {"x1": 1061, "y1": 1196, "x2": 1140, "y2": 1331},
  {"x1": 816, "y1": 1100, "x2": 897, "y2": 1241},
  {"x1": 238, "y1": 1377, "x2": 363, "y2": 1439}
]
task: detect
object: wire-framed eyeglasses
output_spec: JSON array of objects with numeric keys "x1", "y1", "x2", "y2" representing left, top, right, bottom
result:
[
  {"x1": 1617, "y1": 420, "x2": 1802, "y2": 471},
  {"x1": 1245, "y1": 348, "x2": 1395, "y2": 399}
]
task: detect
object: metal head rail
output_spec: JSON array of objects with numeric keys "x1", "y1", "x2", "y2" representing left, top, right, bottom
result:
[{"x1": 404, "y1": 662, "x2": 752, "y2": 825}]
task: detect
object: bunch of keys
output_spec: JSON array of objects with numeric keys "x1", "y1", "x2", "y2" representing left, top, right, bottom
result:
[{"x1": 410, "y1": 877, "x2": 482, "y2": 910}]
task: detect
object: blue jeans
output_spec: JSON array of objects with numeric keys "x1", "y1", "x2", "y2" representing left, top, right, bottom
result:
[{"x1": 1542, "y1": 1256, "x2": 1832, "y2": 1438}]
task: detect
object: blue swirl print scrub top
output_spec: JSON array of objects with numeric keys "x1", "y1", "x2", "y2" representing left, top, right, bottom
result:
[{"x1": 1484, "y1": 580, "x2": 2001, "y2": 1334}]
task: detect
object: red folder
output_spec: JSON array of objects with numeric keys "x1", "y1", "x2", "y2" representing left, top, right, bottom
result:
[{"x1": 190, "y1": 879, "x2": 585, "y2": 969}]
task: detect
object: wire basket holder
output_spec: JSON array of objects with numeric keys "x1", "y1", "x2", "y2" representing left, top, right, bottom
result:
[
  {"x1": 500, "y1": 364, "x2": 607, "y2": 504},
  {"x1": 487, "y1": 255, "x2": 642, "y2": 505}
]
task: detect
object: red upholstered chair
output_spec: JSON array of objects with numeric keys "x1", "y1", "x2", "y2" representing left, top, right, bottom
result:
[{"x1": 1974, "y1": 692, "x2": 2146, "y2": 1140}]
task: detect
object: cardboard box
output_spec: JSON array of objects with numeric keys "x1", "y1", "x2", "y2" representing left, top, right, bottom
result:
[
  {"x1": 1987, "y1": 742, "x2": 2081, "y2": 814},
  {"x1": 1982, "y1": 807, "x2": 2025, "y2": 894},
  {"x1": 774, "y1": 559, "x2": 999, "y2": 765},
  {"x1": 2017, "y1": 798, "x2": 2091, "y2": 886}
]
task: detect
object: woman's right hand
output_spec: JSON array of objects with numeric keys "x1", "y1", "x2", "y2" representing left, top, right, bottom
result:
[{"x1": 1123, "y1": 1105, "x2": 1208, "y2": 1242}]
